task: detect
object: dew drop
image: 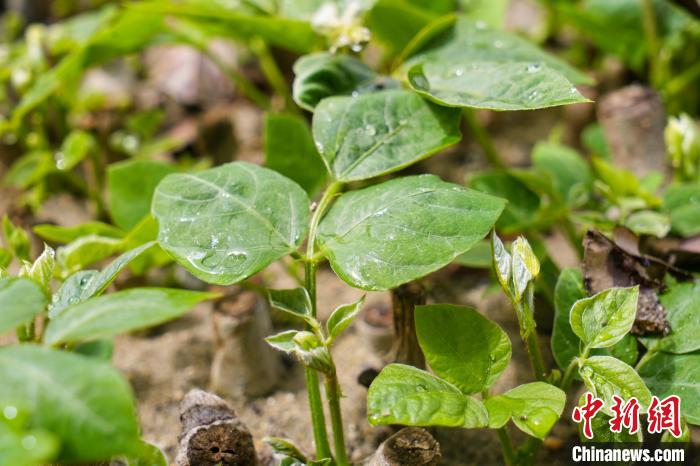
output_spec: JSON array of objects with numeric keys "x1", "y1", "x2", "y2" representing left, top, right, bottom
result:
[
  {"x1": 416, "y1": 384, "x2": 427, "y2": 392},
  {"x1": 68, "y1": 296, "x2": 79, "y2": 304},
  {"x1": 351, "y1": 90, "x2": 359, "y2": 98},
  {"x1": 410, "y1": 74, "x2": 430, "y2": 91},
  {"x1": 201, "y1": 252, "x2": 221, "y2": 268},
  {"x1": 351, "y1": 43, "x2": 363, "y2": 53},
  {"x1": 54, "y1": 151, "x2": 65, "y2": 169},
  {"x1": 315, "y1": 141, "x2": 324, "y2": 152},
  {"x1": 527, "y1": 90, "x2": 539, "y2": 100},
  {"x1": 365, "y1": 125, "x2": 376, "y2": 136},
  {"x1": 80, "y1": 275, "x2": 91, "y2": 286},
  {"x1": 210, "y1": 235, "x2": 220, "y2": 248},
  {"x1": 526, "y1": 63, "x2": 541, "y2": 73},
  {"x1": 454, "y1": 67, "x2": 465, "y2": 77},
  {"x1": 570, "y1": 86, "x2": 578, "y2": 94}
]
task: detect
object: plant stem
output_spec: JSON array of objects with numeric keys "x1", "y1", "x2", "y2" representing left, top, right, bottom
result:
[
  {"x1": 497, "y1": 427, "x2": 516, "y2": 466},
  {"x1": 325, "y1": 372, "x2": 350, "y2": 466},
  {"x1": 640, "y1": 0, "x2": 661, "y2": 85},
  {"x1": 515, "y1": 297, "x2": 547, "y2": 381},
  {"x1": 463, "y1": 108, "x2": 506, "y2": 169},
  {"x1": 560, "y1": 358, "x2": 579, "y2": 391},
  {"x1": 250, "y1": 37, "x2": 299, "y2": 114},
  {"x1": 306, "y1": 181, "x2": 344, "y2": 261}
]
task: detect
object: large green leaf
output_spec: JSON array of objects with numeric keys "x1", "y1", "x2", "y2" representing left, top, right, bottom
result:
[
  {"x1": 638, "y1": 351, "x2": 700, "y2": 425},
  {"x1": 484, "y1": 382, "x2": 565, "y2": 439},
  {"x1": 44, "y1": 288, "x2": 216, "y2": 345},
  {"x1": 579, "y1": 356, "x2": 652, "y2": 409},
  {"x1": 312, "y1": 90, "x2": 461, "y2": 182},
  {"x1": 570, "y1": 286, "x2": 638, "y2": 349},
  {"x1": 415, "y1": 304, "x2": 511, "y2": 394},
  {"x1": 317, "y1": 175, "x2": 505, "y2": 290},
  {"x1": 108, "y1": 160, "x2": 176, "y2": 231},
  {"x1": 642, "y1": 282, "x2": 700, "y2": 354},
  {"x1": 408, "y1": 61, "x2": 589, "y2": 110},
  {"x1": 0, "y1": 345, "x2": 141, "y2": 461},
  {"x1": 152, "y1": 162, "x2": 310, "y2": 285},
  {"x1": 264, "y1": 114, "x2": 327, "y2": 195},
  {"x1": 0, "y1": 278, "x2": 47, "y2": 335},
  {"x1": 292, "y1": 53, "x2": 397, "y2": 111},
  {"x1": 663, "y1": 184, "x2": 700, "y2": 237},
  {"x1": 402, "y1": 17, "x2": 590, "y2": 85},
  {"x1": 49, "y1": 242, "x2": 156, "y2": 319},
  {"x1": 367, "y1": 364, "x2": 488, "y2": 428}
]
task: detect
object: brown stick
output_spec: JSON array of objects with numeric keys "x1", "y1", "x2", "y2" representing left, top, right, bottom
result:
[
  {"x1": 210, "y1": 291, "x2": 282, "y2": 398},
  {"x1": 597, "y1": 85, "x2": 668, "y2": 178},
  {"x1": 365, "y1": 428, "x2": 441, "y2": 466},
  {"x1": 176, "y1": 389, "x2": 259, "y2": 466},
  {"x1": 388, "y1": 282, "x2": 426, "y2": 368}
]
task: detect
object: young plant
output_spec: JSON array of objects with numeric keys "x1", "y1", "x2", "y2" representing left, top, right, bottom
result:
[{"x1": 0, "y1": 222, "x2": 216, "y2": 464}]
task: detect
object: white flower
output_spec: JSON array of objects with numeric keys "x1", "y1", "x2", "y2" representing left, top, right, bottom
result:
[{"x1": 311, "y1": 1, "x2": 371, "y2": 53}]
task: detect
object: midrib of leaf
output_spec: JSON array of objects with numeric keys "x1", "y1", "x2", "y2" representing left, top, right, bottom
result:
[
  {"x1": 0, "y1": 356, "x2": 117, "y2": 434},
  {"x1": 180, "y1": 172, "x2": 294, "y2": 247}
]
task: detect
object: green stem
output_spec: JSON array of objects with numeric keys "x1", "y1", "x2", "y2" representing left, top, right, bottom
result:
[
  {"x1": 641, "y1": 0, "x2": 661, "y2": 86},
  {"x1": 497, "y1": 427, "x2": 516, "y2": 466},
  {"x1": 463, "y1": 108, "x2": 505, "y2": 169},
  {"x1": 306, "y1": 181, "x2": 344, "y2": 260},
  {"x1": 516, "y1": 437, "x2": 542, "y2": 466},
  {"x1": 515, "y1": 296, "x2": 547, "y2": 381},
  {"x1": 250, "y1": 37, "x2": 299, "y2": 114},
  {"x1": 559, "y1": 358, "x2": 579, "y2": 391},
  {"x1": 325, "y1": 372, "x2": 350, "y2": 466}
]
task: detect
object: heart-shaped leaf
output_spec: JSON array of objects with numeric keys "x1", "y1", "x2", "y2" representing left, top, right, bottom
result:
[
  {"x1": 44, "y1": 288, "x2": 217, "y2": 345},
  {"x1": 367, "y1": 363, "x2": 488, "y2": 428},
  {"x1": 416, "y1": 304, "x2": 511, "y2": 394},
  {"x1": 152, "y1": 162, "x2": 310, "y2": 285},
  {"x1": 0, "y1": 345, "x2": 141, "y2": 461},
  {"x1": 485, "y1": 382, "x2": 566, "y2": 439},
  {"x1": 0, "y1": 278, "x2": 47, "y2": 334},
  {"x1": 570, "y1": 286, "x2": 638, "y2": 349},
  {"x1": 317, "y1": 175, "x2": 505, "y2": 290},
  {"x1": 312, "y1": 90, "x2": 461, "y2": 182}
]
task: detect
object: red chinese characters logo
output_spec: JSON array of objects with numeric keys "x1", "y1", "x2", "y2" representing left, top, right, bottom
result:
[{"x1": 572, "y1": 392, "x2": 682, "y2": 439}]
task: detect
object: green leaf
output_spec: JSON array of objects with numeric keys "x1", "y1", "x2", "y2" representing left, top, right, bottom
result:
[
  {"x1": 267, "y1": 288, "x2": 314, "y2": 326},
  {"x1": 402, "y1": 17, "x2": 590, "y2": 85},
  {"x1": 266, "y1": 330, "x2": 298, "y2": 352},
  {"x1": 552, "y1": 268, "x2": 587, "y2": 369},
  {"x1": 312, "y1": 90, "x2": 461, "y2": 182},
  {"x1": 292, "y1": 52, "x2": 397, "y2": 111},
  {"x1": 643, "y1": 282, "x2": 700, "y2": 354},
  {"x1": 152, "y1": 162, "x2": 310, "y2": 286},
  {"x1": 367, "y1": 364, "x2": 488, "y2": 428},
  {"x1": 4, "y1": 152, "x2": 55, "y2": 190},
  {"x1": 638, "y1": 351, "x2": 700, "y2": 425},
  {"x1": 2, "y1": 216, "x2": 30, "y2": 262},
  {"x1": 317, "y1": 175, "x2": 505, "y2": 290},
  {"x1": 56, "y1": 235, "x2": 124, "y2": 273},
  {"x1": 491, "y1": 233, "x2": 511, "y2": 292},
  {"x1": 108, "y1": 160, "x2": 176, "y2": 231},
  {"x1": 531, "y1": 142, "x2": 592, "y2": 205},
  {"x1": 49, "y1": 242, "x2": 155, "y2": 319},
  {"x1": 460, "y1": 0, "x2": 509, "y2": 28},
  {"x1": 0, "y1": 249, "x2": 11, "y2": 269},
  {"x1": 264, "y1": 437, "x2": 307, "y2": 462},
  {"x1": 44, "y1": 288, "x2": 216, "y2": 345},
  {"x1": 415, "y1": 304, "x2": 511, "y2": 394},
  {"x1": 0, "y1": 417, "x2": 59, "y2": 466},
  {"x1": 408, "y1": 61, "x2": 589, "y2": 110},
  {"x1": 624, "y1": 210, "x2": 671, "y2": 238},
  {"x1": 580, "y1": 409, "x2": 643, "y2": 443},
  {"x1": 326, "y1": 296, "x2": 365, "y2": 340},
  {"x1": 663, "y1": 184, "x2": 700, "y2": 237},
  {"x1": 365, "y1": 0, "x2": 439, "y2": 55},
  {"x1": 23, "y1": 245, "x2": 56, "y2": 289},
  {"x1": 0, "y1": 278, "x2": 47, "y2": 335},
  {"x1": 579, "y1": 356, "x2": 652, "y2": 409},
  {"x1": 570, "y1": 286, "x2": 639, "y2": 349},
  {"x1": 57, "y1": 130, "x2": 96, "y2": 171},
  {"x1": 510, "y1": 236, "x2": 540, "y2": 300},
  {"x1": 34, "y1": 221, "x2": 125, "y2": 244},
  {"x1": 264, "y1": 114, "x2": 327, "y2": 195},
  {"x1": 124, "y1": 441, "x2": 168, "y2": 466},
  {"x1": 0, "y1": 345, "x2": 141, "y2": 461},
  {"x1": 484, "y1": 382, "x2": 565, "y2": 439},
  {"x1": 454, "y1": 239, "x2": 492, "y2": 268},
  {"x1": 265, "y1": 330, "x2": 334, "y2": 374}
]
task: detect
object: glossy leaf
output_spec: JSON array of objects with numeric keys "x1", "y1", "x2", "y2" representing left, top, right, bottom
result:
[
  {"x1": 402, "y1": 17, "x2": 590, "y2": 85},
  {"x1": 484, "y1": 382, "x2": 566, "y2": 439},
  {"x1": 326, "y1": 296, "x2": 365, "y2": 340},
  {"x1": 108, "y1": 160, "x2": 176, "y2": 231},
  {"x1": 0, "y1": 419, "x2": 58, "y2": 466},
  {"x1": 34, "y1": 221, "x2": 124, "y2": 244},
  {"x1": 23, "y1": 245, "x2": 56, "y2": 289},
  {"x1": 312, "y1": 90, "x2": 461, "y2": 182},
  {"x1": 367, "y1": 364, "x2": 488, "y2": 428},
  {"x1": 579, "y1": 356, "x2": 652, "y2": 408},
  {"x1": 0, "y1": 278, "x2": 47, "y2": 335},
  {"x1": 49, "y1": 242, "x2": 155, "y2": 319},
  {"x1": 365, "y1": 0, "x2": 439, "y2": 55},
  {"x1": 638, "y1": 351, "x2": 700, "y2": 425},
  {"x1": 56, "y1": 235, "x2": 124, "y2": 273},
  {"x1": 152, "y1": 162, "x2": 310, "y2": 285},
  {"x1": 264, "y1": 114, "x2": 326, "y2": 195},
  {"x1": 267, "y1": 288, "x2": 314, "y2": 326},
  {"x1": 643, "y1": 282, "x2": 700, "y2": 354},
  {"x1": 0, "y1": 345, "x2": 141, "y2": 461},
  {"x1": 510, "y1": 236, "x2": 540, "y2": 300},
  {"x1": 57, "y1": 130, "x2": 96, "y2": 171},
  {"x1": 317, "y1": 175, "x2": 505, "y2": 290},
  {"x1": 292, "y1": 52, "x2": 396, "y2": 111},
  {"x1": 570, "y1": 286, "x2": 639, "y2": 349},
  {"x1": 624, "y1": 211, "x2": 671, "y2": 238},
  {"x1": 492, "y1": 233, "x2": 511, "y2": 292},
  {"x1": 408, "y1": 61, "x2": 589, "y2": 110},
  {"x1": 44, "y1": 288, "x2": 216, "y2": 345},
  {"x1": 416, "y1": 304, "x2": 511, "y2": 394}
]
